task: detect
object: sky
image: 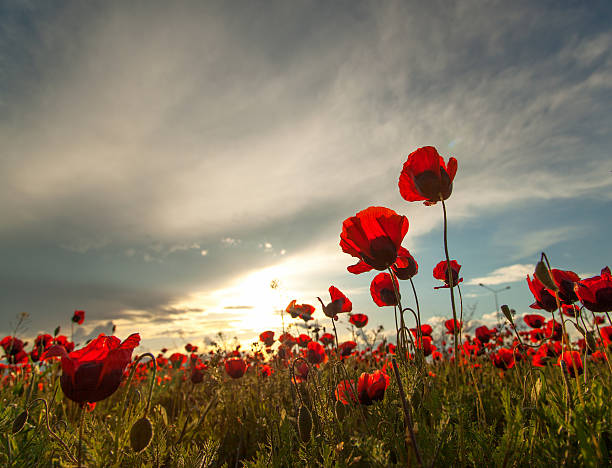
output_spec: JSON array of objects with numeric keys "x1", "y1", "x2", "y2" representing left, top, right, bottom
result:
[{"x1": 1, "y1": 0, "x2": 611, "y2": 353}]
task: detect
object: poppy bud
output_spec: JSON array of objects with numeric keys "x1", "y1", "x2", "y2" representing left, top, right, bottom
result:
[
  {"x1": 500, "y1": 305, "x2": 514, "y2": 324},
  {"x1": 535, "y1": 261, "x2": 558, "y2": 291},
  {"x1": 297, "y1": 406, "x2": 312, "y2": 443},
  {"x1": 586, "y1": 332, "x2": 598, "y2": 352},
  {"x1": 12, "y1": 409, "x2": 28, "y2": 434},
  {"x1": 130, "y1": 417, "x2": 153, "y2": 453}
]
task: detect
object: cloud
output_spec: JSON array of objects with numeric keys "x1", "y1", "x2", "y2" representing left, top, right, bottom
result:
[
  {"x1": 221, "y1": 237, "x2": 241, "y2": 247},
  {"x1": 466, "y1": 264, "x2": 535, "y2": 286}
]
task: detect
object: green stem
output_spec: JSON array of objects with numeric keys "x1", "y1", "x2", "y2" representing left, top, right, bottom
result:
[{"x1": 441, "y1": 199, "x2": 460, "y2": 371}]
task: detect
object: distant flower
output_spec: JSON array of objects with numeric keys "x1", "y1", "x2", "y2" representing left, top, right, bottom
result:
[
  {"x1": 523, "y1": 314, "x2": 546, "y2": 329},
  {"x1": 370, "y1": 272, "x2": 399, "y2": 307},
  {"x1": 297, "y1": 334, "x2": 312, "y2": 348},
  {"x1": 319, "y1": 333, "x2": 335, "y2": 346},
  {"x1": 306, "y1": 341, "x2": 327, "y2": 365},
  {"x1": 574, "y1": 267, "x2": 612, "y2": 313},
  {"x1": 260, "y1": 364, "x2": 273, "y2": 377},
  {"x1": 433, "y1": 260, "x2": 463, "y2": 289},
  {"x1": 0, "y1": 336, "x2": 28, "y2": 365},
  {"x1": 318, "y1": 286, "x2": 352, "y2": 320},
  {"x1": 338, "y1": 341, "x2": 357, "y2": 358},
  {"x1": 340, "y1": 206, "x2": 409, "y2": 272},
  {"x1": 444, "y1": 319, "x2": 462, "y2": 335},
  {"x1": 349, "y1": 314, "x2": 369, "y2": 329},
  {"x1": 41, "y1": 333, "x2": 140, "y2": 404},
  {"x1": 286, "y1": 300, "x2": 315, "y2": 322},
  {"x1": 71, "y1": 310, "x2": 85, "y2": 325},
  {"x1": 492, "y1": 348, "x2": 515, "y2": 371},
  {"x1": 398, "y1": 146, "x2": 458, "y2": 205},
  {"x1": 475, "y1": 326, "x2": 495, "y2": 344},
  {"x1": 357, "y1": 370, "x2": 390, "y2": 405},
  {"x1": 558, "y1": 350, "x2": 583, "y2": 378},
  {"x1": 335, "y1": 380, "x2": 358, "y2": 405},
  {"x1": 259, "y1": 331, "x2": 275, "y2": 347},
  {"x1": 224, "y1": 358, "x2": 247, "y2": 379}
]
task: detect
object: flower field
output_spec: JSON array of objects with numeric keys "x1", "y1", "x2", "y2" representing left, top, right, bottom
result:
[{"x1": 1, "y1": 147, "x2": 611, "y2": 467}]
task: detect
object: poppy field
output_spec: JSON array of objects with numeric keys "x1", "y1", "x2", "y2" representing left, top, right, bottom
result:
[{"x1": 1, "y1": 146, "x2": 611, "y2": 467}]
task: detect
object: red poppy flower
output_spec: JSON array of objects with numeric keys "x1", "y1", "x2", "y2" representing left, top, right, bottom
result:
[
  {"x1": 526, "y1": 275, "x2": 558, "y2": 312},
  {"x1": 169, "y1": 353, "x2": 187, "y2": 367},
  {"x1": 398, "y1": 146, "x2": 458, "y2": 205},
  {"x1": 558, "y1": 350, "x2": 583, "y2": 378},
  {"x1": 318, "y1": 286, "x2": 352, "y2": 320},
  {"x1": 444, "y1": 319, "x2": 462, "y2": 335},
  {"x1": 71, "y1": 310, "x2": 85, "y2": 325},
  {"x1": 574, "y1": 267, "x2": 612, "y2": 313},
  {"x1": 392, "y1": 247, "x2": 419, "y2": 280},
  {"x1": 185, "y1": 343, "x2": 198, "y2": 353},
  {"x1": 319, "y1": 333, "x2": 335, "y2": 346},
  {"x1": 349, "y1": 314, "x2": 369, "y2": 328},
  {"x1": 53, "y1": 335, "x2": 75, "y2": 353},
  {"x1": 41, "y1": 333, "x2": 140, "y2": 404},
  {"x1": 475, "y1": 326, "x2": 495, "y2": 344},
  {"x1": 420, "y1": 324, "x2": 433, "y2": 336},
  {"x1": 492, "y1": 348, "x2": 515, "y2": 370},
  {"x1": 259, "y1": 331, "x2": 275, "y2": 347},
  {"x1": 433, "y1": 260, "x2": 463, "y2": 289},
  {"x1": 306, "y1": 341, "x2": 327, "y2": 365},
  {"x1": 340, "y1": 206, "x2": 409, "y2": 272},
  {"x1": 523, "y1": 314, "x2": 546, "y2": 329},
  {"x1": 335, "y1": 380, "x2": 358, "y2": 405},
  {"x1": 338, "y1": 341, "x2": 357, "y2": 358},
  {"x1": 600, "y1": 326, "x2": 612, "y2": 346},
  {"x1": 297, "y1": 334, "x2": 312, "y2": 348},
  {"x1": 550, "y1": 269, "x2": 580, "y2": 304},
  {"x1": 415, "y1": 336, "x2": 434, "y2": 357},
  {"x1": 224, "y1": 358, "x2": 247, "y2": 379},
  {"x1": 1, "y1": 336, "x2": 24, "y2": 355},
  {"x1": 370, "y1": 272, "x2": 399, "y2": 307},
  {"x1": 545, "y1": 319, "x2": 563, "y2": 341},
  {"x1": 561, "y1": 304, "x2": 580, "y2": 318},
  {"x1": 357, "y1": 370, "x2": 390, "y2": 405},
  {"x1": 279, "y1": 333, "x2": 296, "y2": 347},
  {"x1": 260, "y1": 364, "x2": 273, "y2": 377},
  {"x1": 286, "y1": 300, "x2": 315, "y2": 322}
]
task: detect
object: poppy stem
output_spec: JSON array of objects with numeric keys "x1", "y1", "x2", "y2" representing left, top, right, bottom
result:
[
  {"x1": 77, "y1": 403, "x2": 85, "y2": 467},
  {"x1": 391, "y1": 358, "x2": 424, "y2": 467},
  {"x1": 409, "y1": 278, "x2": 423, "y2": 341},
  {"x1": 441, "y1": 199, "x2": 460, "y2": 373}
]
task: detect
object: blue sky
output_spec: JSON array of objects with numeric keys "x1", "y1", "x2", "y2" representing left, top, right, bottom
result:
[{"x1": 1, "y1": 0, "x2": 611, "y2": 352}]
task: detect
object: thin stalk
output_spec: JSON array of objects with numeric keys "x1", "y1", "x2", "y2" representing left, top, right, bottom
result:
[
  {"x1": 441, "y1": 199, "x2": 460, "y2": 372},
  {"x1": 391, "y1": 358, "x2": 424, "y2": 467},
  {"x1": 77, "y1": 404, "x2": 85, "y2": 467}
]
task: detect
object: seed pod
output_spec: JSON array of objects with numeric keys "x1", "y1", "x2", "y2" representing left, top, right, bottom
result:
[
  {"x1": 297, "y1": 406, "x2": 312, "y2": 443},
  {"x1": 586, "y1": 332, "x2": 597, "y2": 352},
  {"x1": 500, "y1": 305, "x2": 514, "y2": 324},
  {"x1": 130, "y1": 417, "x2": 153, "y2": 453},
  {"x1": 334, "y1": 400, "x2": 346, "y2": 421},
  {"x1": 12, "y1": 410, "x2": 28, "y2": 434},
  {"x1": 535, "y1": 261, "x2": 558, "y2": 291}
]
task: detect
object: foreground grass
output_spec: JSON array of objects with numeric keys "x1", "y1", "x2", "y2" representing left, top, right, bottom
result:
[{"x1": 1, "y1": 350, "x2": 610, "y2": 468}]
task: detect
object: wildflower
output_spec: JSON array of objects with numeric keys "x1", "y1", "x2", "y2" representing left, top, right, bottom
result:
[
  {"x1": 224, "y1": 358, "x2": 247, "y2": 379},
  {"x1": 370, "y1": 272, "x2": 399, "y2": 307},
  {"x1": 523, "y1": 314, "x2": 546, "y2": 329},
  {"x1": 297, "y1": 334, "x2": 312, "y2": 348},
  {"x1": 319, "y1": 333, "x2": 335, "y2": 346},
  {"x1": 357, "y1": 370, "x2": 390, "y2": 405},
  {"x1": 41, "y1": 333, "x2": 140, "y2": 404},
  {"x1": 398, "y1": 146, "x2": 458, "y2": 205},
  {"x1": 338, "y1": 341, "x2": 357, "y2": 358},
  {"x1": 349, "y1": 314, "x2": 369, "y2": 328},
  {"x1": 444, "y1": 319, "x2": 462, "y2": 335},
  {"x1": 492, "y1": 348, "x2": 515, "y2": 370},
  {"x1": 335, "y1": 380, "x2": 358, "y2": 405},
  {"x1": 475, "y1": 326, "x2": 495, "y2": 344},
  {"x1": 433, "y1": 260, "x2": 463, "y2": 289},
  {"x1": 558, "y1": 350, "x2": 583, "y2": 378},
  {"x1": 318, "y1": 286, "x2": 352, "y2": 320},
  {"x1": 550, "y1": 269, "x2": 580, "y2": 304},
  {"x1": 574, "y1": 267, "x2": 612, "y2": 313},
  {"x1": 259, "y1": 331, "x2": 275, "y2": 347},
  {"x1": 71, "y1": 310, "x2": 85, "y2": 325},
  {"x1": 306, "y1": 341, "x2": 326, "y2": 365},
  {"x1": 527, "y1": 275, "x2": 558, "y2": 312},
  {"x1": 340, "y1": 206, "x2": 409, "y2": 272},
  {"x1": 286, "y1": 300, "x2": 315, "y2": 322}
]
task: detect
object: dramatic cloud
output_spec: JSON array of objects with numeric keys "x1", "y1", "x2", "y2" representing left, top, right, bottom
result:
[
  {"x1": 1, "y1": 0, "x2": 610, "y2": 346},
  {"x1": 466, "y1": 264, "x2": 535, "y2": 286}
]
